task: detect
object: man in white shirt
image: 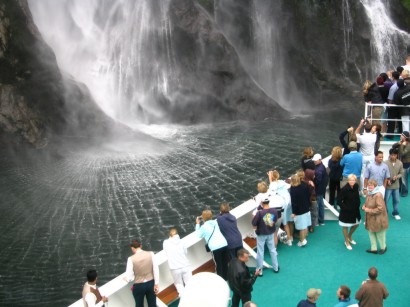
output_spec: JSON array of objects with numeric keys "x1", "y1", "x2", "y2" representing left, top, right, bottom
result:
[
  {"x1": 82, "y1": 270, "x2": 108, "y2": 307},
  {"x1": 355, "y1": 120, "x2": 377, "y2": 190},
  {"x1": 124, "y1": 239, "x2": 159, "y2": 307},
  {"x1": 163, "y1": 227, "x2": 192, "y2": 297}
]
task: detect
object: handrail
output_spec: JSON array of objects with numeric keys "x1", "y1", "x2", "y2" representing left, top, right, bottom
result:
[{"x1": 364, "y1": 102, "x2": 409, "y2": 138}]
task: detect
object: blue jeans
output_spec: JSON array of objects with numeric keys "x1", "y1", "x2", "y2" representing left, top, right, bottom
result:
[
  {"x1": 400, "y1": 166, "x2": 410, "y2": 196},
  {"x1": 316, "y1": 194, "x2": 325, "y2": 224},
  {"x1": 132, "y1": 279, "x2": 156, "y2": 307},
  {"x1": 256, "y1": 234, "x2": 278, "y2": 271},
  {"x1": 385, "y1": 188, "x2": 400, "y2": 216}
]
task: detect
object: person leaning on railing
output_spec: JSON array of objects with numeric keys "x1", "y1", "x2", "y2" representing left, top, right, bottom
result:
[
  {"x1": 393, "y1": 79, "x2": 410, "y2": 132},
  {"x1": 386, "y1": 71, "x2": 401, "y2": 138},
  {"x1": 392, "y1": 131, "x2": 410, "y2": 197},
  {"x1": 363, "y1": 79, "x2": 384, "y2": 124}
]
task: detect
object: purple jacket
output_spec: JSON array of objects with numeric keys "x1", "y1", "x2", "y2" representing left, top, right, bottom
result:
[
  {"x1": 314, "y1": 163, "x2": 329, "y2": 195},
  {"x1": 217, "y1": 213, "x2": 243, "y2": 249}
]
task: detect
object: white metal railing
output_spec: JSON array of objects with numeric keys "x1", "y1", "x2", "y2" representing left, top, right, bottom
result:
[{"x1": 364, "y1": 102, "x2": 410, "y2": 138}]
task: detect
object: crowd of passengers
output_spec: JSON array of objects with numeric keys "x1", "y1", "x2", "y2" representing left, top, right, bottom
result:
[
  {"x1": 192, "y1": 59, "x2": 410, "y2": 307},
  {"x1": 82, "y1": 59, "x2": 410, "y2": 307}
]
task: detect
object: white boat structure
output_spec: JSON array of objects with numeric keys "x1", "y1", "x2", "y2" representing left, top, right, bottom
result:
[
  {"x1": 70, "y1": 187, "x2": 342, "y2": 307},
  {"x1": 70, "y1": 103, "x2": 397, "y2": 307}
]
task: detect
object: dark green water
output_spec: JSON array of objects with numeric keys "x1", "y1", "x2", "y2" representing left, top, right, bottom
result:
[{"x1": 0, "y1": 113, "x2": 359, "y2": 306}]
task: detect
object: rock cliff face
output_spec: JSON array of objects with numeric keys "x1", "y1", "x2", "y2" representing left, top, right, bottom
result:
[
  {"x1": 214, "y1": 0, "x2": 410, "y2": 109},
  {"x1": 0, "y1": 0, "x2": 125, "y2": 148},
  {"x1": 3, "y1": 0, "x2": 410, "y2": 147},
  {"x1": 165, "y1": 0, "x2": 287, "y2": 122},
  {"x1": 0, "y1": 0, "x2": 288, "y2": 147}
]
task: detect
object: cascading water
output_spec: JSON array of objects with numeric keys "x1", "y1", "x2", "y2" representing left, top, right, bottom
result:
[
  {"x1": 215, "y1": 0, "x2": 305, "y2": 111},
  {"x1": 360, "y1": 0, "x2": 410, "y2": 74},
  {"x1": 251, "y1": 0, "x2": 296, "y2": 110},
  {"x1": 341, "y1": 0, "x2": 353, "y2": 69},
  {"x1": 28, "y1": 0, "x2": 175, "y2": 126}
]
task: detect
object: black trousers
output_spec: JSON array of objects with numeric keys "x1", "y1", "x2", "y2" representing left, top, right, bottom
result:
[
  {"x1": 328, "y1": 179, "x2": 340, "y2": 207},
  {"x1": 212, "y1": 246, "x2": 229, "y2": 280},
  {"x1": 231, "y1": 291, "x2": 251, "y2": 307},
  {"x1": 386, "y1": 106, "x2": 401, "y2": 136}
]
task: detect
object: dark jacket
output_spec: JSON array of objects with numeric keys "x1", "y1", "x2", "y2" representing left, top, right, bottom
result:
[
  {"x1": 301, "y1": 156, "x2": 315, "y2": 171},
  {"x1": 339, "y1": 183, "x2": 361, "y2": 224},
  {"x1": 339, "y1": 130, "x2": 361, "y2": 155},
  {"x1": 314, "y1": 163, "x2": 329, "y2": 195},
  {"x1": 393, "y1": 85, "x2": 410, "y2": 116},
  {"x1": 364, "y1": 83, "x2": 384, "y2": 103},
  {"x1": 217, "y1": 213, "x2": 243, "y2": 249},
  {"x1": 378, "y1": 85, "x2": 389, "y2": 103},
  {"x1": 328, "y1": 159, "x2": 343, "y2": 182},
  {"x1": 227, "y1": 258, "x2": 256, "y2": 294},
  {"x1": 290, "y1": 183, "x2": 311, "y2": 215},
  {"x1": 297, "y1": 299, "x2": 316, "y2": 307},
  {"x1": 252, "y1": 208, "x2": 278, "y2": 235}
]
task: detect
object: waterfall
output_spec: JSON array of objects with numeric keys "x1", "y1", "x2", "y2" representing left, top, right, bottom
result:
[
  {"x1": 28, "y1": 0, "x2": 175, "y2": 126},
  {"x1": 342, "y1": 0, "x2": 353, "y2": 62},
  {"x1": 250, "y1": 0, "x2": 304, "y2": 111},
  {"x1": 360, "y1": 0, "x2": 410, "y2": 75}
]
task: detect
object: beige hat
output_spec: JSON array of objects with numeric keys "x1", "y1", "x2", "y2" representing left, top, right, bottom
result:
[{"x1": 307, "y1": 288, "x2": 322, "y2": 299}]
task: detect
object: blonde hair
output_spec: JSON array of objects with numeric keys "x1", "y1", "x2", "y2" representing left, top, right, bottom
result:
[
  {"x1": 349, "y1": 132, "x2": 357, "y2": 142},
  {"x1": 302, "y1": 147, "x2": 314, "y2": 158},
  {"x1": 296, "y1": 169, "x2": 305, "y2": 181},
  {"x1": 367, "y1": 179, "x2": 378, "y2": 188},
  {"x1": 290, "y1": 174, "x2": 301, "y2": 187},
  {"x1": 362, "y1": 80, "x2": 372, "y2": 95},
  {"x1": 257, "y1": 181, "x2": 268, "y2": 193},
  {"x1": 201, "y1": 210, "x2": 213, "y2": 221},
  {"x1": 347, "y1": 174, "x2": 357, "y2": 182},
  {"x1": 331, "y1": 146, "x2": 343, "y2": 162},
  {"x1": 271, "y1": 170, "x2": 280, "y2": 180},
  {"x1": 402, "y1": 70, "x2": 410, "y2": 79}
]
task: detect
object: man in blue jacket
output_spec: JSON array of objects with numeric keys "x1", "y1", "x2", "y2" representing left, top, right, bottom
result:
[{"x1": 340, "y1": 141, "x2": 363, "y2": 188}]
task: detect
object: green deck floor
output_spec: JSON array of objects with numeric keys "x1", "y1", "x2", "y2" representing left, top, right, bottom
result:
[
  {"x1": 251, "y1": 198, "x2": 410, "y2": 307},
  {"x1": 170, "y1": 195, "x2": 410, "y2": 307}
]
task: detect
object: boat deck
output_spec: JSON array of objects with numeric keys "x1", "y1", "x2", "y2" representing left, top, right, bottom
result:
[
  {"x1": 167, "y1": 196, "x2": 409, "y2": 307},
  {"x1": 248, "y1": 195, "x2": 410, "y2": 307}
]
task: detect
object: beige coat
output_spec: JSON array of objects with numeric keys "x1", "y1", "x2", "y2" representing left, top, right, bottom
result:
[{"x1": 364, "y1": 192, "x2": 389, "y2": 232}]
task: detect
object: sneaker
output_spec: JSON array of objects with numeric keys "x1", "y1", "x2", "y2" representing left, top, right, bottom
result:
[
  {"x1": 273, "y1": 266, "x2": 280, "y2": 273},
  {"x1": 319, "y1": 223, "x2": 325, "y2": 226},
  {"x1": 349, "y1": 239, "x2": 357, "y2": 245},
  {"x1": 287, "y1": 240, "x2": 292, "y2": 246},
  {"x1": 297, "y1": 239, "x2": 307, "y2": 247},
  {"x1": 394, "y1": 215, "x2": 401, "y2": 220},
  {"x1": 345, "y1": 241, "x2": 352, "y2": 250}
]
